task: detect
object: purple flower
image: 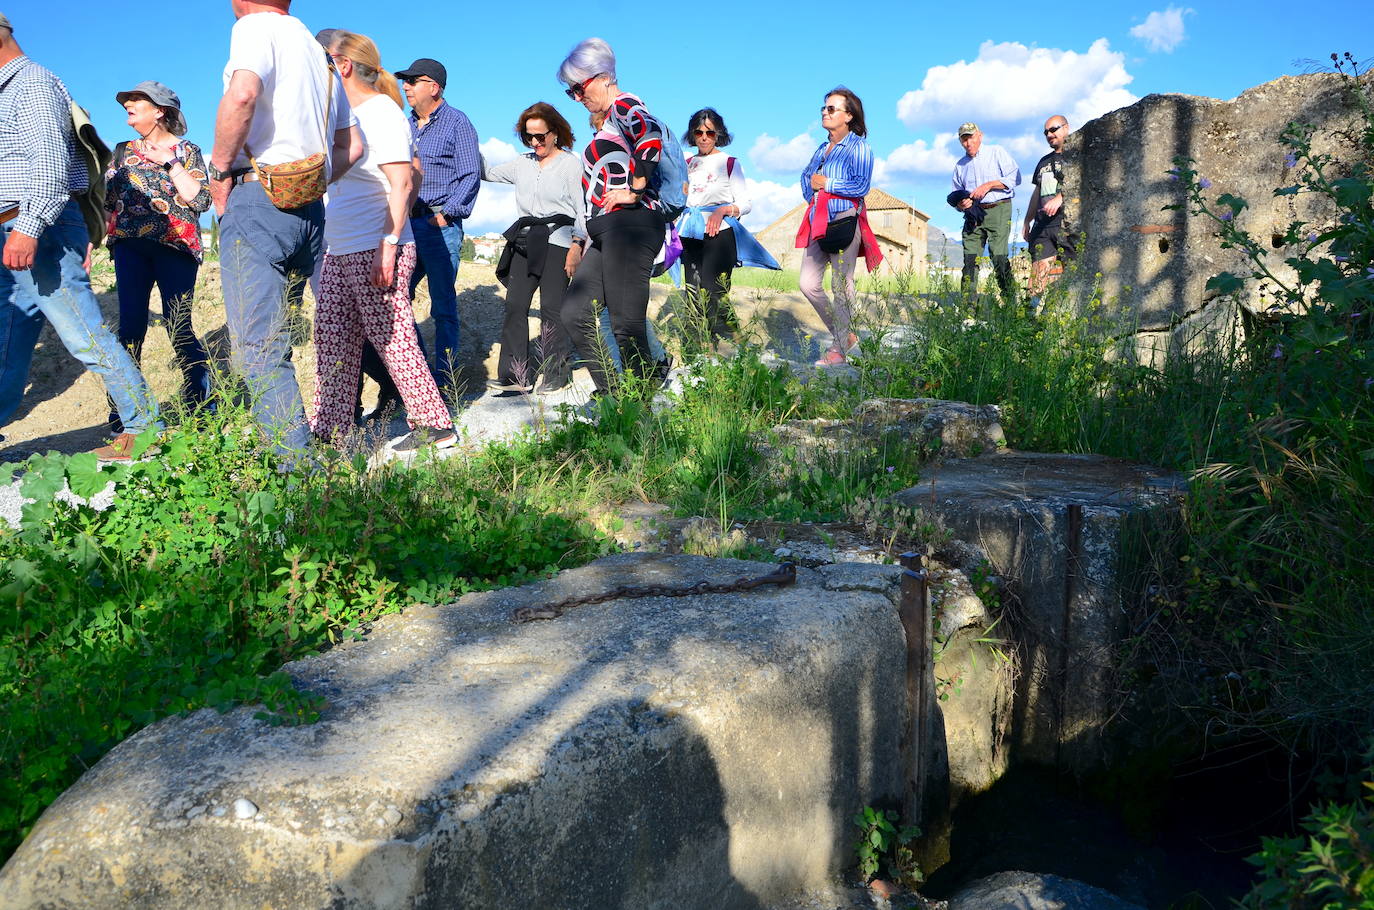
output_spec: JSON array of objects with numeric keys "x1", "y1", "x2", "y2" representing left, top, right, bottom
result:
[
  {"x1": 1220, "y1": 211, "x2": 1234, "y2": 221},
  {"x1": 1335, "y1": 255, "x2": 1349, "y2": 262},
  {"x1": 1308, "y1": 232, "x2": 1318, "y2": 243},
  {"x1": 1271, "y1": 344, "x2": 1285, "y2": 359},
  {"x1": 886, "y1": 466, "x2": 895, "y2": 473},
  {"x1": 1284, "y1": 153, "x2": 1298, "y2": 167},
  {"x1": 1365, "y1": 377, "x2": 1374, "y2": 390},
  {"x1": 1198, "y1": 177, "x2": 1213, "y2": 189}
]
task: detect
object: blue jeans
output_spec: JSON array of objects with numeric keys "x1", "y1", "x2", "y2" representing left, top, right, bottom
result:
[
  {"x1": 408, "y1": 216, "x2": 462, "y2": 390},
  {"x1": 220, "y1": 180, "x2": 322, "y2": 453},
  {"x1": 0, "y1": 201, "x2": 161, "y2": 434},
  {"x1": 112, "y1": 238, "x2": 210, "y2": 412}
]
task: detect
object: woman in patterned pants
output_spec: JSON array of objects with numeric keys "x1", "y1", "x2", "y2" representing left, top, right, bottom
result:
[{"x1": 311, "y1": 32, "x2": 454, "y2": 452}]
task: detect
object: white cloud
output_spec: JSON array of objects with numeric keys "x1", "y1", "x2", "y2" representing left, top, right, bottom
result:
[
  {"x1": 467, "y1": 184, "x2": 517, "y2": 234},
  {"x1": 466, "y1": 138, "x2": 521, "y2": 233},
  {"x1": 479, "y1": 137, "x2": 520, "y2": 166},
  {"x1": 748, "y1": 132, "x2": 820, "y2": 175},
  {"x1": 874, "y1": 135, "x2": 961, "y2": 183},
  {"x1": 1131, "y1": 7, "x2": 1193, "y2": 53},
  {"x1": 896, "y1": 39, "x2": 1138, "y2": 131},
  {"x1": 739, "y1": 179, "x2": 802, "y2": 231}
]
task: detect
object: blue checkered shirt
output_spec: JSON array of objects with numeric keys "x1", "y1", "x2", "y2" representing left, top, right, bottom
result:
[
  {"x1": 0, "y1": 56, "x2": 87, "y2": 239},
  {"x1": 410, "y1": 101, "x2": 480, "y2": 220}
]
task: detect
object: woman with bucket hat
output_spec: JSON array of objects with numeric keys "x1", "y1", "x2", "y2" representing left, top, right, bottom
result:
[{"x1": 103, "y1": 80, "x2": 213, "y2": 428}]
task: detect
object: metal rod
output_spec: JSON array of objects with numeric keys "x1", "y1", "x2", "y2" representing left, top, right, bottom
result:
[
  {"x1": 1056, "y1": 504, "x2": 1083, "y2": 764},
  {"x1": 898, "y1": 552, "x2": 932, "y2": 826}
]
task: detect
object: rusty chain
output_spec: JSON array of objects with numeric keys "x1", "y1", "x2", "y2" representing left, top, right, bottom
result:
[{"x1": 512, "y1": 562, "x2": 798, "y2": 623}]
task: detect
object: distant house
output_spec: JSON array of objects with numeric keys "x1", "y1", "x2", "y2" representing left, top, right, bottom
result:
[
  {"x1": 472, "y1": 232, "x2": 504, "y2": 263},
  {"x1": 755, "y1": 188, "x2": 931, "y2": 275}
]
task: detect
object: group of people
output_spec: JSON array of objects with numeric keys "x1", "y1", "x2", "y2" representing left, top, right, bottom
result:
[
  {"x1": 949, "y1": 115, "x2": 1078, "y2": 308},
  {"x1": 0, "y1": 0, "x2": 1075, "y2": 463}
]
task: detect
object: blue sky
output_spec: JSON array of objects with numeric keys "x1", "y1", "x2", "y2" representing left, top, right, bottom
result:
[{"x1": 7, "y1": 0, "x2": 1362, "y2": 242}]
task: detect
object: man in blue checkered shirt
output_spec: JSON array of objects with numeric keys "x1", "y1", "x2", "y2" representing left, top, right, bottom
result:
[
  {"x1": 394, "y1": 57, "x2": 480, "y2": 397},
  {"x1": 0, "y1": 13, "x2": 162, "y2": 459}
]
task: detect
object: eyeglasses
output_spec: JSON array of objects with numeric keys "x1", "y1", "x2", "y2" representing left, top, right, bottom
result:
[
  {"x1": 523, "y1": 130, "x2": 551, "y2": 146},
  {"x1": 402, "y1": 75, "x2": 437, "y2": 87},
  {"x1": 821, "y1": 105, "x2": 847, "y2": 115},
  {"x1": 1044, "y1": 124, "x2": 1063, "y2": 135},
  {"x1": 693, "y1": 128, "x2": 716, "y2": 138},
  {"x1": 565, "y1": 73, "x2": 604, "y2": 101}
]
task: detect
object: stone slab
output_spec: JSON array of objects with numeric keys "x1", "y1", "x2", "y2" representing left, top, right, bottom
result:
[
  {"x1": 893, "y1": 453, "x2": 1187, "y2": 768},
  {"x1": 0, "y1": 554, "x2": 905, "y2": 909}
]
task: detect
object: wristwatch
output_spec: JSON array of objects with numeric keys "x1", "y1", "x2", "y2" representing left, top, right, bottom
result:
[
  {"x1": 206, "y1": 161, "x2": 228, "y2": 181},
  {"x1": 382, "y1": 234, "x2": 400, "y2": 246},
  {"x1": 161, "y1": 159, "x2": 178, "y2": 173}
]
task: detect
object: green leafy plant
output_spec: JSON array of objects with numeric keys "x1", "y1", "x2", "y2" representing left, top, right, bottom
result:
[
  {"x1": 852, "y1": 805, "x2": 922, "y2": 886},
  {"x1": 1240, "y1": 743, "x2": 1374, "y2": 909}
]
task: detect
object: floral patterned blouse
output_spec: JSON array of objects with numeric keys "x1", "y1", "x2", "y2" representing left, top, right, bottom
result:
[{"x1": 104, "y1": 139, "x2": 212, "y2": 262}]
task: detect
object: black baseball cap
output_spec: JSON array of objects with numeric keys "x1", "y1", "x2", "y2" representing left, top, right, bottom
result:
[{"x1": 394, "y1": 58, "x2": 447, "y2": 89}]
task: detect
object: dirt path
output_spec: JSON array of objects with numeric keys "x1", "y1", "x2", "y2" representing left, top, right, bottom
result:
[{"x1": 0, "y1": 253, "x2": 834, "y2": 462}]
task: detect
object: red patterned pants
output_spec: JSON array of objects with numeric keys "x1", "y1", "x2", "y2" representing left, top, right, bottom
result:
[{"x1": 311, "y1": 245, "x2": 453, "y2": 440}]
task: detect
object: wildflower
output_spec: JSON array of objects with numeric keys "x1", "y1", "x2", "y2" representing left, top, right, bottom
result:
[
  {"x1": 1335, "y1": 255, "x2": 1349, "y2": 262},
  {"x1": 1220, "y1": 211, "x2": 1233, "y2": 221},
  {"x1": 1307, "y1": 232, "x2": 1318, "y2": 243},
  {"x1": 1271, "y1": 344, "x2": 1284, "y2": 359},
  {"x1": 1198, "y1": 177, "x2": 1213, "y2": 189},
  {"x1": 1365, "y1": 377, "x2": 1373, "y2": 390},
  {"x1": 1284, "y1": 153, "x2": 1298, "y2": 168},
  {"x1": 886, "y1": 466, "x2": 895, "y2": 473}
]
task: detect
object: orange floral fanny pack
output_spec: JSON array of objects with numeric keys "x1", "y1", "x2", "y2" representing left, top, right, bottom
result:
[{"x1": 249, "y1": 152, "x2": 327, "y2": 210}]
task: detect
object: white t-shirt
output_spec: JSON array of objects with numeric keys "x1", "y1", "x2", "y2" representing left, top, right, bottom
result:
[
  {"x1": 324, "y1": 94, "x2": 417, "y2": 256},
  {"x1": 685, "y1": 152, "x2": 752, "y2": 229},
  {"x1": 223, "y1": 12, "x2": 354, "y2": 168}
]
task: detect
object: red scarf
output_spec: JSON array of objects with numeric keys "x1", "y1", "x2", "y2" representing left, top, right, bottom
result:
[{"x1": 795, "y1": 190, "x2": 884, "y2": 272}]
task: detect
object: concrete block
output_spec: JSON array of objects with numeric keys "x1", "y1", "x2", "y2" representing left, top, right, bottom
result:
[{"x1": 0, "y1": 554, "x2": 905, "y2": 909}]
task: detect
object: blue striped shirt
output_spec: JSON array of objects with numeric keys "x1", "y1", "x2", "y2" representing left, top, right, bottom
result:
[
  {"x1": 410, "y1": 100, "x2": 480, "y2": 220},
  {"x1": 950, "y1": 144, "x2": 1021, "y2": 205},
  {"x1": 0, "y1": 56, "x2": 88, "y2": 239},
  {"x1": 800, "y1": 131, "x2": 873, "y2": 218}
]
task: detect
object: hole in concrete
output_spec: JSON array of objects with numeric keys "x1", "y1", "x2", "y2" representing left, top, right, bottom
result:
[
  {"x1": 1158, "y1": 238, "x2": 1170, "y2": 254},
  {"x1": 1271, "y1": 233, "x2": 1284, "y2": 249}
]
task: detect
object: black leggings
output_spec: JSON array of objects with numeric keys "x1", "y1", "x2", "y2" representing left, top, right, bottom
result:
[
  {"x1": 680, "y1": 229, "x2": 738, "y2": 336},
  {"x1": 562, "y1": 209, "x2": 663, "y2": 390},
  {"x1": 497, "y1": 243, "x2": 574, "y2": 385}
]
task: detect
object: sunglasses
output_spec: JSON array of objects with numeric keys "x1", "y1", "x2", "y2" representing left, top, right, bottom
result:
[
  {"x1": 565, "y1": 73, "x2": 604, "y2": 101},
  {"x1": 1044, "y1": 124, "x2": 1063, "y2": 135},
  {"x1": 693, "y1": 128, "x2": 716, "y2": 138},
  {"x1": 820, "y1": 105, "x2": 847, "y2": 115},
  {"x1": 523, "y1": 130, "x2": 551, "y2": 146},
  {"x1": 402, "y1": 75, "x2": 437, "y2": 87}
]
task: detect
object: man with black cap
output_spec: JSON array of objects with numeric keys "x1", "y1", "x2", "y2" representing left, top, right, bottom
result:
[
  {"x1": 0, "y1": 11, "x2": 163, "y2": 458},
  {"x1": 950, "y1": 121, "x2": 1020, "y2": 301},
  {"x1": 393, "y1": 56, "x2": 480, "y2": 397}
]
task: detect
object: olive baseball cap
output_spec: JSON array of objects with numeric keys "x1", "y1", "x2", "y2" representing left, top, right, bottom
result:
[
  {"x1": 957, "y1": 122, "x2": 979, "y2": 137},
  {"x1": 116, "y1": 81, "x2": 188, "y2": 136},
  {"x1": 394, "y1": 58, "x2": 447, "y2": 89}
]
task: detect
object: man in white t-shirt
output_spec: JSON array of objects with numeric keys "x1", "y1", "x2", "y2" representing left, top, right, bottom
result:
[{"x1": 207, "y1": 0, "x2": 361, "y2": 455}]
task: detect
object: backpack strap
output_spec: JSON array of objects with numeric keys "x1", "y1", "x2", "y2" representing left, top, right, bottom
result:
[
  {"x1": 727, "y1": 156, "x2": 736, "y2": 178},
  {"x1": 113, "y1": 140, "x2": 130, "y2": 166}
]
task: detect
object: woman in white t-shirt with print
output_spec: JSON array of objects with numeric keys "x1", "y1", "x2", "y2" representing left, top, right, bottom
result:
[{"x1": 311, "y1": 31, "x2": 455, "y2": 452}]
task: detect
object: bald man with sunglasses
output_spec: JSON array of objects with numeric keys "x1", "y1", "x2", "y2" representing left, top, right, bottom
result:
[{"x1": 1023, "y1": 114, "x2": 1079, "y2": 309}]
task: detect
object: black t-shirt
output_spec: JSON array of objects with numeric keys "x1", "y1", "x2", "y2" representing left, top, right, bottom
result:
[{"x1": 1031, "y1": 151, "x2": 1065, "y2": 224}]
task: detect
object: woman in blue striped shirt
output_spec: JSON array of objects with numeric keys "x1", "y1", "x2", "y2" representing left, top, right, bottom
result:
[{"x1": 798, "y1": 87, "x2": 873, "y2": 367}]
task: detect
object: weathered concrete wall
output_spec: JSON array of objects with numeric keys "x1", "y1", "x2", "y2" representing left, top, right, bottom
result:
[
  {"x1": 0, "y1": 554, "x2": 905, "y2": 910},
  {"x1": 894, "y1": 453, "x2": 1187, "y2": 771},
  {"x1": 1063, "y1": 73, "x2": 1363, "y2": 358}
]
